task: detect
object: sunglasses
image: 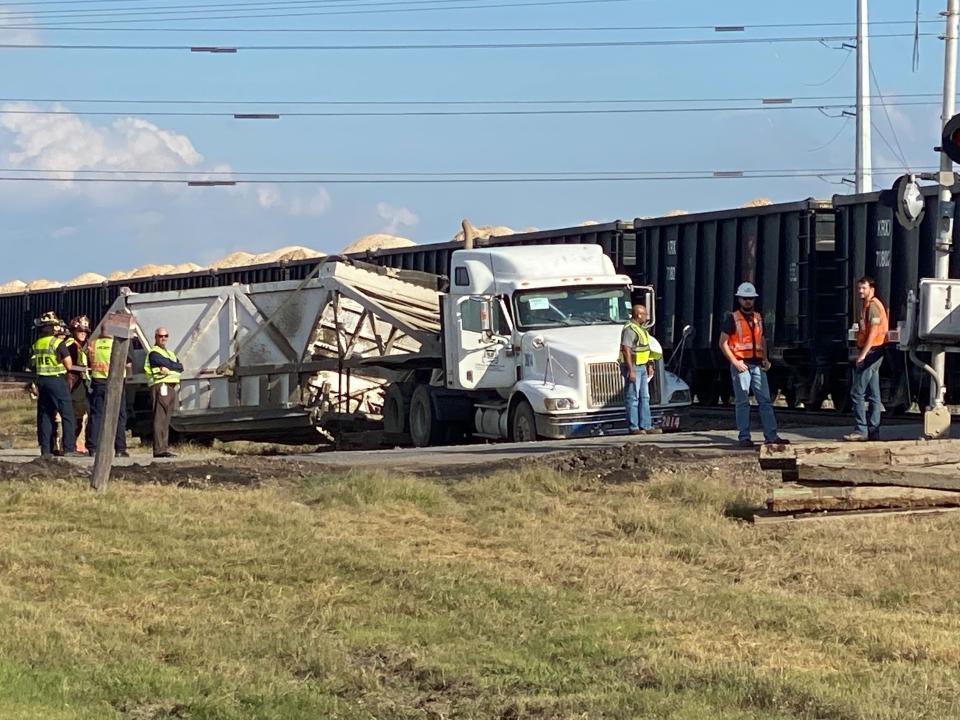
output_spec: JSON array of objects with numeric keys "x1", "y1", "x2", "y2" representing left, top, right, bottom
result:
[{"x1": 157, "y1": 334, "x2": 169, "y2": 338}]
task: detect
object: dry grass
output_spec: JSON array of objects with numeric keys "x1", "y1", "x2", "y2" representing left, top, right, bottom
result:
[{"x1": 0, "y1": 458, "x2": 958, "y2": 719}]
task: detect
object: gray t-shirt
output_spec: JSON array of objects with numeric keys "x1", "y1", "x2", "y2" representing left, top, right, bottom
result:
[{"x1": 620, "y1": 325, "x2": 640, "y2": 348}]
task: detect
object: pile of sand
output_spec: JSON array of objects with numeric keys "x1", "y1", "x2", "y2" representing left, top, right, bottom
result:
[
  {"x1": 577, "y1": 220, "x2": 600, "y2": 227},
  {"x1": 250, "y1": 245, "x2": 325, "y2": 264},
  {"x1": 0, "y1": 280, "x2": 27, "y2": 295},
  {"x1": 741, "y1": 198, "x2": 773, "y2": 208},
  {"x1": 107, "y1": 270, "x2": 132, "y2": 281},
  {"x1": 27, "y1": 279, "x2": 62, "y2": 291},
  {"x1": 452, "y1": 225, "x2": 515, "y2": 242},
  {"x1": 170, "y1": 262, "x2": 204, "y2": 274},
  {"x1": 210, "y1": 251, "x2": 255, "y2": 269},
  {"x1": 127, "y1": 264, "x2": 176, "y2": 278},
  {"x1": 663, "y1": 210, "x2": 689, "y2": 217},
  {"x1": 341, "y1": 234, "x2": 416, "y2": 254},
  {"x1": 65, "y1": 272, "x2": 107, "y2": 287}
]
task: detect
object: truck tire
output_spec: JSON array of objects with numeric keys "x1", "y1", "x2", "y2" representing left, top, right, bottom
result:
[
  {"x1": 383, "y1": 383, "x2": 413, "y2": 435},
  {"x1": 509, "y1": 399, "x2": 538, "y2": 442},
  {"x1": 409, "y1": 384, "x2": 443, "y2": 447}
]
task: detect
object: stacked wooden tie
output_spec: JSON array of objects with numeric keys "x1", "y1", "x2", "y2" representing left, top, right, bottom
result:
[{"x1": 757, "y1": 440, "x2": 960, "y2": 524}]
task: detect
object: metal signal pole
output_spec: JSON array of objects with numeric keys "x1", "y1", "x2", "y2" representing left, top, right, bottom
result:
[{"x1": 855, "y1": 0, "x2": 873, "y2": 194}]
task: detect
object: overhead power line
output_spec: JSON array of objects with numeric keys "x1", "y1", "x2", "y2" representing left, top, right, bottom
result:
[
  {"x1": 0, "y1": 0, "x2": 632, "y2": 22},
  {"x1": 0, "y1": 168, "x2": 936, "y2": 185},
  {"x1": 0, "y1": 19, "x2": 946, "y2": 33},
  {"x1": 0, "y1": 165, "x2": 932, "y2": 176},
  {"x1": 0, "y1": 92, "x2": 948, "y2": 106},
  {"x1": 0, "y1": 100, "x2": 943, "y2": 116},
  {"x1": 0, "y1": 32, "x2": 935, "y2": 51}
]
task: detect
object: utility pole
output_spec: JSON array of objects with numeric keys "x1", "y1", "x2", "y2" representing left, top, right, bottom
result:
[
  {"x1": 931, "y1": 0, "x2": 960, "y2": 409},
  {"x1": 855, "y1": 0, "x2": 873, "y2": 193}
]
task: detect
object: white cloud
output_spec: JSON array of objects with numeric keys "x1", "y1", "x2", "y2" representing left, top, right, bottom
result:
[
  {"x1": 376, "y1": 202, "x2": 419, "y2": 234},
  {"x1": 0, "y1": 103, "x2": 331, "y2": 217},
  {"x1": 0, "y1": 10, "x2": 41, "y2": 45},
  {"x1": 51, "y1": 226, "x2": 77, "y2": 239}
]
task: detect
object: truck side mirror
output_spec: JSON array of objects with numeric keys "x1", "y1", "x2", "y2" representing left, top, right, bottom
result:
[{"x1": 480, "y1": 298, "x2": 494, "y2": 339}]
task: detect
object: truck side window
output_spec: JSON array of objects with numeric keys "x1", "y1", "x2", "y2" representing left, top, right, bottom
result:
[
  {"x1": 454, "y1": 267, "x2": 470, "y2": 287},
  {"x1": 461, "y1": 298, "x2": 483, "y2": 332}
]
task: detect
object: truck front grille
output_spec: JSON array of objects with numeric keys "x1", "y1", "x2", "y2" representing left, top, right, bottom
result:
[{"x1": 587, "y1": 362, "x2": 623, "y2": 408}]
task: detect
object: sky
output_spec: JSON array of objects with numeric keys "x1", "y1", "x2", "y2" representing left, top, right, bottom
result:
[{"x1": 0, "y1": 0, "x2": 952, "y2": 283}]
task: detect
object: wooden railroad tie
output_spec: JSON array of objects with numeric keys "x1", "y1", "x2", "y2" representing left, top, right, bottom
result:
[{"x1": 755, "y1": 440, "x2": 960, "y2": 523}]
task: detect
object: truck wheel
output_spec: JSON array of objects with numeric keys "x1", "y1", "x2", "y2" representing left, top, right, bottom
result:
[
  {"x1": 509, "y1": 399, "x2": 538, "y2": 442},
  {"x1": 383, "y1": 383, "x2": 413, "y2": 435},
  {"x1": 409, "y1": 384, "x2": 442, "y2": 447}
]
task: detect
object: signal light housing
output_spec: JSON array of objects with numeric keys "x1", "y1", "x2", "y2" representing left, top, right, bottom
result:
[{"x1": 941, "y1": 113, "x2": 960, "y2": 165}]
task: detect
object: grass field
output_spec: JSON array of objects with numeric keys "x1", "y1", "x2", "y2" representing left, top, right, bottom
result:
[{"x1": 1, "y1": 455, "x2": 959, "y2": 720}]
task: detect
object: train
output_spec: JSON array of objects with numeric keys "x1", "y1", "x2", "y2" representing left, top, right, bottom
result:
[{"x1": 2, "y1": 185, "x2": 957, "y2": 412}]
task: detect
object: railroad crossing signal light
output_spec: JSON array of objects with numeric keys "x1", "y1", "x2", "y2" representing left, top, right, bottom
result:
[
  {"x1": 892, "y1": 174, "x2": 925, "y2": 230},
  {"x1": 941, "y1": 113, "x2": 960, "y2": 165}
]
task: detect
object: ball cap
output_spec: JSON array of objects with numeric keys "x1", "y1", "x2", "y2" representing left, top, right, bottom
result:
[{"x1": 735, "y1": 282, "x2": 759, "y2": 298}]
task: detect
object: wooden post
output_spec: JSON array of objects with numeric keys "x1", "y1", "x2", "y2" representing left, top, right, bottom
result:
[{"x1": 91, "y1": 312, "x2": 134, "y2": 492}]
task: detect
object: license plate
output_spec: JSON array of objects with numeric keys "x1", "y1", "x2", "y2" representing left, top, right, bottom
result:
[{"x1": 659, "y1": 414, "x2": 680, "y2": 431}]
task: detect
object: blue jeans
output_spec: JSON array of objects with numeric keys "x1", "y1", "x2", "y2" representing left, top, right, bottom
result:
[
  {"x1": 87, "y1": 379, "x2": 128, "y2": 453},
  {"x1": 36, "y1": 376, "x2": 76, "y2": 455},
  {"x1": 730, "y1": 364, "x2": 779, "y2": 442},
  {"x1": 622, "y1": 365, "x2": 652, "y2": 431},
  {"x1": 851, "y1": 351, "x2": 883, "y2": 438}
]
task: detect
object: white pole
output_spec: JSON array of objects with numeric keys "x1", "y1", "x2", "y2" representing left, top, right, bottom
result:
[
  {"x1": 855, "y1": 0, "x2": 873, "y2": 194},
  {"x1": 931, "y1": 0, "x2": 960, "y2": 409}
]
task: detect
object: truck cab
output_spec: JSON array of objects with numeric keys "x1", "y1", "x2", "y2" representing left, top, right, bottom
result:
[{"x1": 438, "y1": 244, "x2": 691, "y2": 443}]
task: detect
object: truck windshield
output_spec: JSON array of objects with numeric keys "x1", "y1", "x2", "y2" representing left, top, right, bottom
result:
[{"x1": 514, "y1": 286, "x2": 633, "y2": 330}]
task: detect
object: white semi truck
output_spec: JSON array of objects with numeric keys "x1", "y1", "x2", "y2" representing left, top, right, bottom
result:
[{"x1": 100, "y1": 242, "x2": 691, "y2": 447}]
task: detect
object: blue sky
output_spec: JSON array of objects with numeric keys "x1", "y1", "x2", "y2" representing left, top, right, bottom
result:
[{"x1": 0, "y1": 0, "x2": 951, "y2": 282}]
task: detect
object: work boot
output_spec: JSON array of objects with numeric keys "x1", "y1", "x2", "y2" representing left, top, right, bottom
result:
[
  {"x1": 153, "y1": 451, "x2": 177, "y2": 458},
  {"x1": 841, "y1": 433, "x2": 867, "y2": 442},
  {"x1": 737, "y1": 439, "x2": 756, "y2": 449},
  {"x1": 628, "y1": 429, "x2": 643, "y2": 436},
  {"x1": 764, "y1": 437, "x2": 791, "y2": 445},
  {"x1": 116, "y1": 451, "x2": 130, "y2": 458},
  {"x1": 643, "y1": 428, "x2": 663, "y2": 435}
]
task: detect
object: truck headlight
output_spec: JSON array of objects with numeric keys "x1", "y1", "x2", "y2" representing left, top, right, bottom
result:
[
  {"x1": 544, "y1": 397, "x2": 579, "y2": 410},
  {"x1": 669, "y1": 389, "x2": 691, "y2": 404}
]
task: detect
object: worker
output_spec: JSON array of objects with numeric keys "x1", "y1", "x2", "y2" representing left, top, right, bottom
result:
[
  {"x1": 30, "y1": 311, "x2": 80, "y2": 457},
  {"x1": 143, "y1": 327, "x2": 183, "y2": 458},
  {"x1": 719, "y1": 282, "x2": 789, "y2": 449},
  {"x1": 843, "y1": 276, "x2": 888, "y2": 442},
  {"x1": 619, "y1": 303, "x2": 663, "y2": 435},
  {"x1": 86, "y1": 327, "x2": 130, "y2": 458},
  {"x1": 63, "y1": 316, "x2": 92, "y2": 453}
]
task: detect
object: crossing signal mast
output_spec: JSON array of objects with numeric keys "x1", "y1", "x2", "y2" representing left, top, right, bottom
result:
[{"x1": 892, "y1": 0, "x2": 959, "y2": 439}]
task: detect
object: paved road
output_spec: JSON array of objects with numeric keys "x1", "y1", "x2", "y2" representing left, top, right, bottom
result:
[{"x1": 0, "y1": 422, "x2": 935, "y2": 470}]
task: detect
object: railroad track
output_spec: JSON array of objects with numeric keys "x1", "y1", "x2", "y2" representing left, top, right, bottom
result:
[{"x1": 686, "y1": 404, "x2": 918, "y2": 429}]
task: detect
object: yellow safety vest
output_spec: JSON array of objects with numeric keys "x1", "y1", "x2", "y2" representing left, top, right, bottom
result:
[
  {"x1": 64, "y1": 337, "x2": 90, "y2": 380},
  {"x1": 31, "y1": 336, "x2": 66, "y2": 377},
  {"x1": 619, "y1": 321, "x2": 661, "y2": 364},
  {"x1": 144, "y1": 345, "x2": 181, "y2": 387},
  {"x1": 90, "y1": 338, "x2": 113, "y2": 380}
]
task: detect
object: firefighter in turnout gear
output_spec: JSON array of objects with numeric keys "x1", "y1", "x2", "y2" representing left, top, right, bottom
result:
[
  {"x1": 144, "y1": 327, "x2": 184, "y2": 458},
  {"x1": 30, "y1": 311, "x2": 81, "y2": 457},
  {"x1": 619, "y1": 303, "x2": 663, "y2": 435},
  {"x1": 86, "y1": 327, "x2": 131, "y2": 457},
  {"x1": 63, "y1": 315, "x2": 92, "y2": 452},
  {"x1": 719, "y1": 282, "x2": 789, "y2": 449}
]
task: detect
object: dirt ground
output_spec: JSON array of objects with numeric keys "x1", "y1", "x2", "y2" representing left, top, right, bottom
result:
[
  {"x1": 0, "y1": 442, "x2": 773, "y2": 494},
  {"x1": 0, "y1": 455, "x2": 317, "y2": 488}
]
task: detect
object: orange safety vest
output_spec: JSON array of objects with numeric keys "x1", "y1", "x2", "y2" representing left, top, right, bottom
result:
[
  {"x1": 856, "y1": 296, "x2": 889, "y2": 350},
  {"x1": 727, "y1": 311, "x2": 765, "y2": 361}
]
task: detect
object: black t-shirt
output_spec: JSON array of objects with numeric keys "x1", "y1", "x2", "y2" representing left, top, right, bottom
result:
[{"x1": 721, "y1": 311, "x2": 764, "y2": 365}]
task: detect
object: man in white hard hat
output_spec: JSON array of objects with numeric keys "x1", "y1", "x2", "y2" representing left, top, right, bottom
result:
[{"x1": 718, "y1": 282, "x2": 789, "y2": 449}]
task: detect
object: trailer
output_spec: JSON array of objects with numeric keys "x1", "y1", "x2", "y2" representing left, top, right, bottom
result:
[{"x1": 101, "y1": 246, "x2": 691, "y2": 447}]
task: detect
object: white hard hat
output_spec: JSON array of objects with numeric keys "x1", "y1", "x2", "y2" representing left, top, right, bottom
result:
[{"x1": 735, "y1": 282, "x2": 759, "y2": 298}]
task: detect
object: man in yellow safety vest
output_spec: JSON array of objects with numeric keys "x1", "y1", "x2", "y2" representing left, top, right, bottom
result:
[
  {"x1": 87, "y1": 328, "x2": 131, "y2": 457},
  {"x1": 143, "y1": 327, "x2": 184, "y2": 458},
  {"x1": 30, "y1": 311, "x2": 82, "y2": 457},
  {"x1": 619, "y1": 303, "x2": 663, "y2": 435}
]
